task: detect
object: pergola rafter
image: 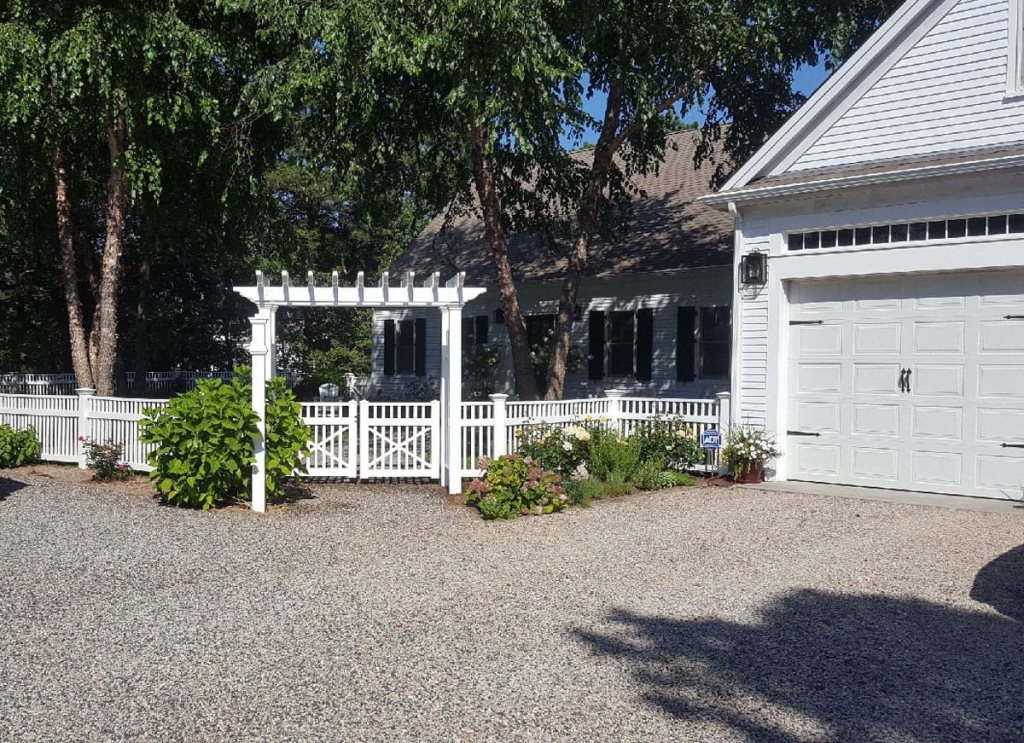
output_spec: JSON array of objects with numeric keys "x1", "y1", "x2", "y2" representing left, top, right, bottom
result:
[{"x1": 234, "y1": 270, "x2": 487, "y2": 512}]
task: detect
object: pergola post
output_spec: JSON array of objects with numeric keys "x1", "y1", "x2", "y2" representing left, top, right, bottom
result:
[
  {"x1": 249, "y1": 307, "x2": 272, "y2": 513},
  {"x1": 440, "y1": 305, "x2": 464, "y2": 494}
]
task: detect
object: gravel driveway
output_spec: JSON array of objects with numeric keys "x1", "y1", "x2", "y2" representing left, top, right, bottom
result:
[{"x1": 2, "y1": 474, "x2": 1022, "y2": 743}]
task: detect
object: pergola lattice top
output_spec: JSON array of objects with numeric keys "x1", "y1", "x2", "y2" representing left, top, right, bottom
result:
[{"x1": 234, "y1": 270, "x2": 486, "y2": 309}]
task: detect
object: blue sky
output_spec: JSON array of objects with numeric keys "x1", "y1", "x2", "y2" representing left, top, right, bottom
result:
[{"x1": 562, "y1": 64, "x2": 829, "y2": 149}]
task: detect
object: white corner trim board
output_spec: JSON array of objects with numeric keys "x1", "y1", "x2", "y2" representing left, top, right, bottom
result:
[{"x1": 1009, "y1": 0, "x2": 1024, "y2": 96}]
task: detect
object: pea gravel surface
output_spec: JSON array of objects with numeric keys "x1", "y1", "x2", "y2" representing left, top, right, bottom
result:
[{"x1": 1, "y1": 474, "x2": 1023, "y2": 743}]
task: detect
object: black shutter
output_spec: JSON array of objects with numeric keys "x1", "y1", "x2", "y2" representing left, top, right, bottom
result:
[
  {"x1": 383, "y1": 319, "x2": 396, "y2": 376},
  {"x1": 677, "y1": 307, "x2": 696, "y2": 382},
  {"x1": 588, "y1": 310, "x2": 605, "y2": 380},
  {"x1": 636, "y1": 308, "x2": 654, "y2": 382},
  {"x1": 462, "y1": 317, "x2": 475, "y2": 346},
  {"x1": 414, "y1": 317, "x2": 427, "y2": 377},
  {"x1": 475, "y1": 315, "x2": 489, "y2": 345}
]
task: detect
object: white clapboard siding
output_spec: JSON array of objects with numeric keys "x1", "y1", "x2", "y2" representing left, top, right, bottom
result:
[
  {"x1": 793, "y1": 0, "x2": 1024, "y2": 172},
  {"x1": 736, "y1": 236, "x2": 771, "y2": 427}
]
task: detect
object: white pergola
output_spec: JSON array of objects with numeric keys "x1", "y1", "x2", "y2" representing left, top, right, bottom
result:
[{"x1": 234, "y1": 269, "x2": 487, "y2": 512}]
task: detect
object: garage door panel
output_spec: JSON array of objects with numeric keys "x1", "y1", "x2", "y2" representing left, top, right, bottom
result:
[
  {"x1": 911, "y1": 451, "x2": 962, "y2": 486},
  {"x1": 792, "y1": 402, "x2": 841, "y2": 434},
  {"x1": 796, "y1": 324, "x2": 842, "y2": 354},
  {"x1": 913, "y1": 365, "x2": 964, "y2": 397},
  {"x1": 975, "y1": 455, "x2": 1024, "y2": 495},
  {"x1": 912, "y1": 406, "x2": 963, "y2": 440},
  {"x1": 914, "y1": 294, "x2": 965, "y2": 310},
  {"x1": 854, "y1": 323, "x2": 901, "y2": 354},
  {"x1": 797, "y1": 364, "x2": 842, "y2": 393},
  {"x1": 851, "y1": 447, "x2": 899, "y2": 481},
  {"x1": 852, "y1": 404, "x2": 900, "y2": 436},
  {"x1": 977, "y1": 366, "x2": 1024, "y2": 397},
  {"x1": 976, "y1": 409, "x2": 1024, "y2": 442},
  {"x1": 913, "y1": 322, "x2": 965, "y2": 354},
  {"x1": 855, "y1": 296, "x2": 902, "y2": 312},
  {"x1": 853, "y1": 364, "x2": 900, "y2": 395},
  {"x1": 793, "y1": 443, "x2": 841, "y2": 476},
  {"x1": 978, "y1": 320, "x2": 1024, "y2": 353}
]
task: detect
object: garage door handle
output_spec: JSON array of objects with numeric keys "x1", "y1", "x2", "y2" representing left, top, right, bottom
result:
[
  {"x1": 787, "y1": 430, "x2": 821, "y2": 437},
  {"x1": 898, "y1": 369, "x2": 907, "y2": 392},
  {"x1": 905, "y1": 368, "x2": 911, "y2": 393},
  {"x1": 1002, "y1": 443, "x2": 1024, "y2": 449},
  {"x1": 1005, "y1": 315, "x2": 1024, "y2": 320}
]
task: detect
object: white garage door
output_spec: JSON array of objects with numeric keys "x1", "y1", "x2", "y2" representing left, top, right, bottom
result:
[{"x1": 787, "y1": 270, "x2": 1024, "y2": 499}]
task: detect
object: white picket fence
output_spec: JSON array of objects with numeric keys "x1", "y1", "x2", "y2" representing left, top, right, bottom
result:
[{"x1": 1, "y1": 390, "x2": 729, "y2": 480}]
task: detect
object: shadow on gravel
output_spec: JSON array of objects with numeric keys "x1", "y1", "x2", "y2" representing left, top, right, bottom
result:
[
  {"x1": 575, "y1": 590, "x2": 1024, "y2": 743},
  {"x1": 0, "y1": 475, "x2": 26, "y2": 502},
  {"x1": 971, "y1": 544, "x2": 1024, "y2": 623}
]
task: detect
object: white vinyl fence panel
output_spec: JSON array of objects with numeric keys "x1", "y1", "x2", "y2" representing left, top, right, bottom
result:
[{"x1": 2, "y1": 391, "x2": 728, "y2": 482}]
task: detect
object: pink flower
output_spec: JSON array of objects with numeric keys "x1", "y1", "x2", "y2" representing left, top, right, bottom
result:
[
  {"x1": 117, "y1": 464, "x2": 126, "y2": 471},
  {"x1": 78, "y1": 436, "x2": 85, "y2": 441}
]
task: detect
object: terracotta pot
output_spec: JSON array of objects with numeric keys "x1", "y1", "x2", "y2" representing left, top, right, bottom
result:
[{"x1": 733, "y1": 462, "x2": 765, "y2": 484}]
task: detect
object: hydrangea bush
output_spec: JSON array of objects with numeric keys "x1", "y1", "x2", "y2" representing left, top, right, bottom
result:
[
  {"x1": 464, "y1": 454, "x2": 570, "y2": 520},
  {"x1": 517, "y1": 423, "x2": 591, "y2": 479}
]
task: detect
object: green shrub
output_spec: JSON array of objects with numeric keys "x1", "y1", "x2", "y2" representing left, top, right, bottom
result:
[
  {"x1": 517, "y1": 423, "x2": 591, "y2": 480},
  {"x1": 587, "y1": 427, "x2": 641, "y2": 484},
  {"x1": 564, "y1": 478, "x2": 634, "y2": 507},
  {"x1": 140, "y1": 367, "x2": 310, "y2": 510},
  {"x1": 465, "y1": 454, "x2": 570, "y2": 520},
  {"x1": 632, "y1": 417, "x2": 703, "y2": 470},
  {"x1": 82, "y1": 438, "x2": 131, "y2": 481},
  {"x1": 632, "y1": 459, "x2": 673, "y2": 490},
  {"x1": 0, "y1": 424, "x2": 40, "y2": 468}
]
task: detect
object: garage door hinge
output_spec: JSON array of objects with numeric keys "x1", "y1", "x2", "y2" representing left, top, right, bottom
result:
[
  {"x1": 787, "y1": 430, "x2": 822, "y2": 437},
  {"x1": 789, "y1": 320, "x2": 824, "y2": 326},
  {"x1": 1001, "y1": 443, "x2": 1024, "y2": 449},
  {"x1": 1005, "y1": 315, "x2": 1024, "y2": 320}
]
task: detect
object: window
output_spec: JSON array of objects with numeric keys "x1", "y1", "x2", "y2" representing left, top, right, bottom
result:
[
  {"x1": 383, "y1": 317, "x2": 427, "y2": 376},
  {"x1": 586, "y1": 309, "x2": 654, "y2": 381},
  {"x1": 677, "y1": 306, "x2": 731, "y2": 382},
  {"x1": 787, "y1": 212, "x2": 1024, "y2": 251},
  {"x1": 462, "y1": 315, "x2": 490, "y2": 347}
]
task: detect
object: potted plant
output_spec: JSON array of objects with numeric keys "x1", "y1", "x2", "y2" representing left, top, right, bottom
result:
[{"x1": 721, "y1": 425, "x2": 782, "y2": 483}]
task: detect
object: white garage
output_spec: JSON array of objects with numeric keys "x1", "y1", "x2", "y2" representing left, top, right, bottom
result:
[
  {"x1": 787, "y1": 271, "x2": 1024, "y2": 498},
  {"x1": 704, "y1": 0, "x2": 1024, "y2": 500}
]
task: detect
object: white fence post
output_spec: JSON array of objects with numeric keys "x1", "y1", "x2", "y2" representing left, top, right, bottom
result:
[
  {"x1": 604, "y1": 389, "x2": 624, "y2": 436},
  {"x1": 489, "y1": 393, "x2": 509, "y2": 459},
  {"x1": 75, "y1": 387, "x2": 95, "y2": 469},
  {"x1": 716, "y1": 391, "x2": 732, "y2": 432},
  {"x1": 358, "y1": 399, "x2": 370, "y2": 477}
]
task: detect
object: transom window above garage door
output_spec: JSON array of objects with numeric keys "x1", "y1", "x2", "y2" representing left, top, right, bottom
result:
[{"x1": 787, "y1": 212, "x2": 1024, "y2": 251}]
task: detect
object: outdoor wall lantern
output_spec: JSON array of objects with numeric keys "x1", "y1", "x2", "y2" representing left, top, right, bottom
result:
[
  {"x1": 493, "y1": 308, "x2": 505, "y2": 324},
  {"x1": 740, "y1": 251, "x2": 768, "y2": 286}
]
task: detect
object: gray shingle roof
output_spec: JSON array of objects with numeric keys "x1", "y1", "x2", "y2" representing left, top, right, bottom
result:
[{"x1": 390, "y1": 131, "x2": 734, "y2": 285}]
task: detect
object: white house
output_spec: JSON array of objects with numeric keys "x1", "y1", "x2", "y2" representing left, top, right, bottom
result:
[
  {"x1": 370, "y1": 131, "x2": 735, "y2": 400},
  {"x1": 705, "y1": 0, "x2": 1024, "y2": 499}
]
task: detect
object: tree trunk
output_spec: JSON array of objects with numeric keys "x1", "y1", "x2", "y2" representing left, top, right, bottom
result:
[
  {"x1": 92, "y1": 104, "x2": 128, "y2": 396},
  {"x1": 465, "y1": 123, "x2": 540, "y2": 400},
  {"x1": 54, "y1": 147, "x2": 95, "y2": 390},
  {"x1": 543, "y1": 85, "x2": 623, "y2": 400}
]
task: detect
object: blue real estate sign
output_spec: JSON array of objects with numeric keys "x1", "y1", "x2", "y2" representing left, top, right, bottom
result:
[{"x1": 700, "y1": 429, "x2": 722, "y2": 450}]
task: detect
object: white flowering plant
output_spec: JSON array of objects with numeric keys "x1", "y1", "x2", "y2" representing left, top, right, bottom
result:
[
  {"x1": 631, "y1": 416, "x2": 703, "y2": 470},
  {"x1": 720, "y1": 425, "x2": 782, "y2": 476},
  {"x1": 517, "y1": 422, "x2": 592, "y2": 479}
]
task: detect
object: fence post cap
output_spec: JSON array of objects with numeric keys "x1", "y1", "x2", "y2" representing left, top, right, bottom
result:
[
  {"x1": 716, "y1": 391, "x2": 732, "y2": 400},
  {"x1": 74, "y1": 387, "x2": 96, "y2": 395},
  {"x1": 603, "y1": 388, "x2": 626, "y2": 398},
  {"x1": 487, "y1": 393, "x2": 509, "y2": 402}
]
